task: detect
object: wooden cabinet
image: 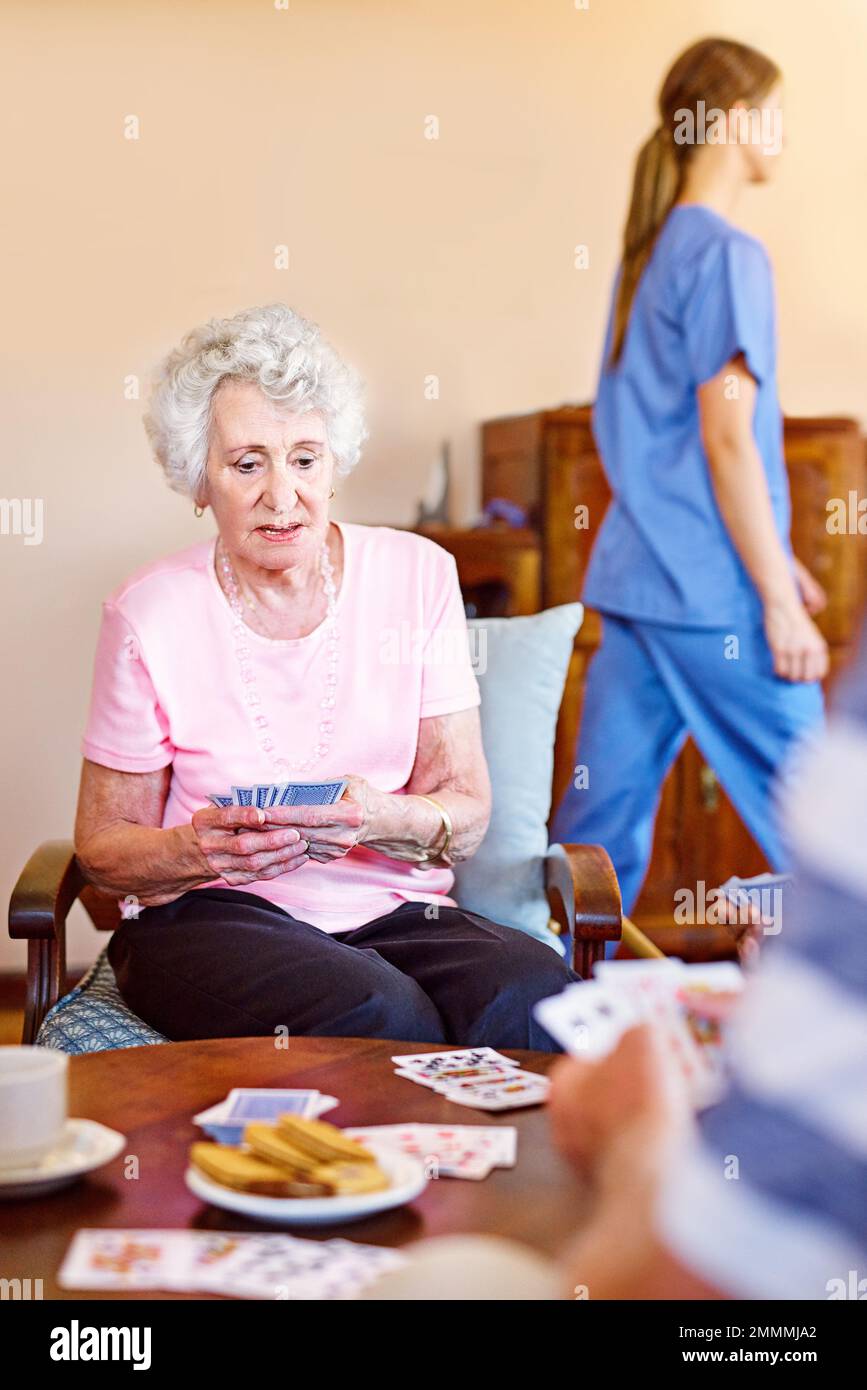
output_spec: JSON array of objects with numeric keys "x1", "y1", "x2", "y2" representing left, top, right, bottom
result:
[
  {"x1": 454, "y1": 405, "x2": 867, "y2": 934},
  {"x1": 785, "y1": 417, "x2": 867, "y2": 647},
  {"x1": 415, "y1": 524, "x2": 541, "y2": 617}
]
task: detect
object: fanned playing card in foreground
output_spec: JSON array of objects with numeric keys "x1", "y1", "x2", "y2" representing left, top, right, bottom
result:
[
  {"x1": 58, "y1": 1229, "x2": 404, "y2": 1300},
  {"x1": 534, "y1": 959, "x2": 744, "y2": 1108},
  {"x1": 534, "y1": 981, "x2": 642, "y2": 1060}
]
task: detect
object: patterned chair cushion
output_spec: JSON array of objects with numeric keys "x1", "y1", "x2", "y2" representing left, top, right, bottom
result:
[{"x1": 36, "y1": 946, "x2": 168, "y2": 1054}]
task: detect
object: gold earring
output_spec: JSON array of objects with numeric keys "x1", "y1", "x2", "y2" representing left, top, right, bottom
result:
[
  {"x1": 194, "y1": 504, "x2": 204, "y2": 518},
  {"x1": 329, "y1": 488, "x2": 335, "y2": 499}
]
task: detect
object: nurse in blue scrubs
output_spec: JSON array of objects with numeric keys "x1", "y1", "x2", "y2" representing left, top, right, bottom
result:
[{"x1": 551, "y1": 37, "x2": 828, "y2": 915}]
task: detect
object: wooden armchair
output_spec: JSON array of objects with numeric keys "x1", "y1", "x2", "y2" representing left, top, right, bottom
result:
[
  {"x1": 9, "y1": 624, "x2": 628, "y2": 1045},
  {"x1": 9, "y1": 844, "x2": 121, "y2": 1044},
  {"x1": 8, "y1": 834, "x2": 624, "y2": 1047},
  {"x1": 8, "y1": 607, "x2": 746, "y2": 1046}
]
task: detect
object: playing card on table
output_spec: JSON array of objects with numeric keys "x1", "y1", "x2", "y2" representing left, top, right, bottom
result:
[
  {"x1": 345, "y1": 1124, "x2": 518, "y2": 1179},
  {"x1": 172, "y1": 1232, "x2": 251, "y2": 1290},
  {"x1": 480, "y1": 1126, "x2": 518, "y2": 1166},
  {"x1": 59, "y1": 1230, "x2": 405, "y2": 1300},
  {"x1": 432, "y1": 1067, "x2": 542, "y2": 1096},
  {"x1": 315, "y1": 1240, "x2": 408, "y2": 1302},
  {"x1": 438, "y1": 1070, "x2": 550, "y2": 1112},
  {"x1": 194, "y1": 1232, "x2": 338, "y2": 1299},
  {"x1": 197, "y1": 1234, "x2": 404, "y2": 1301},
  {"x1": 349, "y1": 1127, "x2": 505, "y2": 1178},
  {"x1": 193, "y1": 1089, "x2": 338, "y2": 1143},
  {"x1": 393, "y1": 1063, "x2": 519, "y2": 1091},
  {"x1": 391, "y1": 1047, "x2": 519, "y2": 1085},
  {"x1": 442, "y1": 1084, "x2": 548, "y2": 1113},
  {"x1": 319, "y1": 1246, "x2": 407, "y2": 1301},
  {"x1": 223, "y1": 1089, "x2": 334, "y2": 1123},
  {"x1": 58, "y1": 1230, "x2": 197, "y2": 1292}
]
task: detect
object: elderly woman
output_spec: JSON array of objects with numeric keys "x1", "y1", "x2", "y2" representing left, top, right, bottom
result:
[{"x1": 75, "y1": 304, "x2": 575, "y2": 1047}]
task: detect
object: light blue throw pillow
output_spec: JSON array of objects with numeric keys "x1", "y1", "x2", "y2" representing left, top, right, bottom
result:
[{"x1": 452, "y1": 603, "x2": 584, "y2": 952}]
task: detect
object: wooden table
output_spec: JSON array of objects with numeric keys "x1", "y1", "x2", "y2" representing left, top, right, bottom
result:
[{"x1": 0, "y1": 1037, "x2": 589, "y2": 1299}]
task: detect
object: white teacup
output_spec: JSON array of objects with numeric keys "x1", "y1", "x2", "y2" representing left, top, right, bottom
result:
[{"x1": 0, "y1": 1045, "x2": 69, "y2": 1171}]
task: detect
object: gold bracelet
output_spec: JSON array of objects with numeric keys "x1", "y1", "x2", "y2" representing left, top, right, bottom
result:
[{"x1": 415, "y1": 795, "x2": 453, "y2": 864}]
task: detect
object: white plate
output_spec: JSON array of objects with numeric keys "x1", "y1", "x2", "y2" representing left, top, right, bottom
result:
[
  {"x1": 184, "y1": 1144, "x2": 427, "y2": 1226},
  {"x1": 0, "y1": 1118, "x2": 125, "y2": 1199}
]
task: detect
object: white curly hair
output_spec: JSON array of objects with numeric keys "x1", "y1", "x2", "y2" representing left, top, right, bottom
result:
[{"x1": 143, "y1": 303, "x2": 367, "y2": 499}]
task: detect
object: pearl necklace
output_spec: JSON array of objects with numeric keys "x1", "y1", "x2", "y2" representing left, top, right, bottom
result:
[{"x1": 216, "y1": 536, "x2": 341, "y2": 775}]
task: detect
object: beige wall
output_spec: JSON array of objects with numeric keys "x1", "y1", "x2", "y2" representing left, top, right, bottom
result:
[{"x1": 3, "y1": 0, "x2": 866, "y2": 971}]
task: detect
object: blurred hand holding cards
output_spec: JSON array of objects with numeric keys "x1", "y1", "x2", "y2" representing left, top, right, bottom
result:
[
  {"x1": 207, "y1": 779, "x2": 347, "y2": 811},
  {"x1": 718, "y1": 871, "x2": 791, "y2": 937},
  {"x1": 534, "y1": 959, "x2": 744, "y2": 1109},
  {"x1": 391, "y1": 1048, "x2": 550, "y2": 1111}
]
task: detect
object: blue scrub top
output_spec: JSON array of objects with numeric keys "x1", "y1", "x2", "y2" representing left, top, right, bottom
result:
[{"x1": 583, "y1": 204, "x2": 792, "y2": 629}]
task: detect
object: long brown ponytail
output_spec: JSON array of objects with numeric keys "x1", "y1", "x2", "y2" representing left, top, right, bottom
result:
[{"x1": 608, "y1": 36, "x2": 780, "y2": 366}]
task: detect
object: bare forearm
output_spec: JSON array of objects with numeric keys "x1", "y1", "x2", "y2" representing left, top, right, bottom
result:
[
  {"x1": 361, "y1": 787, "x2": 489, "y2": 868},
  {"x1": 358, "y1": 708, "x2": 491, "y2": 867},
  {"x1": 75, "y1": 822, "x2": 211, "y2": 907},
  {"x1": 562, "y1": 1210, "x2": 724, "y2": 1300},
  {"x1": 706, "y1": 437, "x2": 799, "y2": 608}
]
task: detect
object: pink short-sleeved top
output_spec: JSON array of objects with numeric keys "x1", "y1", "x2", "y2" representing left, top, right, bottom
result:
[{"x1": 81, "y1": 523, "x2": 481, "y2": 932}]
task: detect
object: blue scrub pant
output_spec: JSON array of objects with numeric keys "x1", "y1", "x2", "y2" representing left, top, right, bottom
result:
[{"x1": 550, "y1": 615, "x2": 824, "y2": 916}]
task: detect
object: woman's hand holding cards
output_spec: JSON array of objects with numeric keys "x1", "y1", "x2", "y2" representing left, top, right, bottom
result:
[
  {"x1": 258, "y1": 783, "x2": 368, "y2": 864},
  {"x1": 190, "y1": 776, "x2": 370, "y2": 879},
  {"x1": 189, "y1": 804, "x2": 311, "y2": 885},
  {"x1": 199, "y1": 774, "x2": 457, "y2": 870}
]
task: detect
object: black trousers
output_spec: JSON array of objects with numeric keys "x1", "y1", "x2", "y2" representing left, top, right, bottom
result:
[{"x1": 107, "y1": 888, "x2": 578, "y2": 1052}]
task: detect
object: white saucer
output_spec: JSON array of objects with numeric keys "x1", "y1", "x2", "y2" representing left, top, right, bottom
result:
[
  {"x1": 185, "y1": 1144, "x2": 427, "y2": 1226},
  {"x1": 0, "y1": 1119, "x2": 126, "y2": 1199}
]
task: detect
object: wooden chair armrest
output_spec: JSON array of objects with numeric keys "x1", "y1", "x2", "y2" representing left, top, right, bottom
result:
[
  {"x1": 8, "y1": 839, "x2": 82, "y2": 1043},
  {"x1": 546, "y1": 843, "x2": 622, "y2": 978},
  {"x1": 8, "y1": 840, "x2": 83, "y2": 942}
]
